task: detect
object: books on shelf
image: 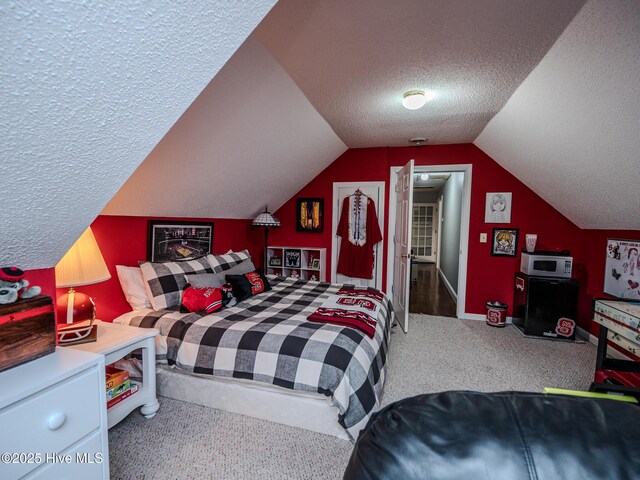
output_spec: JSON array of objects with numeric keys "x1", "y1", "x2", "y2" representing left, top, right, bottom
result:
[
  {"x1": 107, "y1": 383, "x2": 139, "y2": 409},
  {"x1": 105, "y1": 365, "x2": 139, "y2": 409},
  {"x1": 107, "y1": 379, "x2": 131, "y2": 400},
  {"x1": 106, "y1": 365, "x2": 129, "y2": 390}
]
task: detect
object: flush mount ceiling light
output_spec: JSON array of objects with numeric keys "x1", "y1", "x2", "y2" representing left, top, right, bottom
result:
[
  {"x1": 409, "y1": 137, "x2": 427, "y2": 145},
  {"x1": 420, "y1": 173, "x2": 430, "y2": 181},
  {"x1": 402, "y1": 90, "x2": 427, "y2": 110}
]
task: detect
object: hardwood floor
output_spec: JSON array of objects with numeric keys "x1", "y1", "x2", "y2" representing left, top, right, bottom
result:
[{"x1": 409, "y1": 262, "x2": 457, "y2": 317}]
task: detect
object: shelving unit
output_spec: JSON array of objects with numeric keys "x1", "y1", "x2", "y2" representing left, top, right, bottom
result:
[
  {"x1": 412, "y1": 203, "x2": 436, "y2": 262},
  {"x1": 266, "y1": 246, "x2": 326, "y2": 281}
]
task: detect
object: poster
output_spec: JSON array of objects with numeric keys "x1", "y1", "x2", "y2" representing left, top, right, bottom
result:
[{"x1": 604, "y1": 238, "x2": 640, "y2": 300}]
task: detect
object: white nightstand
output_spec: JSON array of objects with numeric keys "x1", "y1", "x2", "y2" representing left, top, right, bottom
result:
[
  {"x1": 0, "y1": 348, "x2": 109, "y2": 480},
  {"x1": 65, "y1": 320, "x2": 160, "y2": 429}
]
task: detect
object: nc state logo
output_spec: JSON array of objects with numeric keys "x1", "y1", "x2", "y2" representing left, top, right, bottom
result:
[
  {"x1": 516, "y1": 278, "x2": 525, "y2": 292},
  {"x1": 555, "y1": 317, "x2": 575, "y2": 337},
  {"x1": 337, "y1": 297, "x2": 376, "y2": 311},
  {"x1": 245, "y1": 272, "x2": 264, "y2": 295}
]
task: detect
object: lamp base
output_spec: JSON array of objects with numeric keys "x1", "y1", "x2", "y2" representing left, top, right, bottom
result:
[{"x1": 56, "y1": 289, "x2": 96, "y2": 324}]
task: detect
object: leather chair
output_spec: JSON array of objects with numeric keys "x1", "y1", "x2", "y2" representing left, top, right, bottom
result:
[{"x1": 344, "y1": 391, "x2": 640, "y2": 480}]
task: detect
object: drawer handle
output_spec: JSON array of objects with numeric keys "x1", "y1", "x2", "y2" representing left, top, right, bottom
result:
[{"x1": 47, "y1": 412, "x2": 66, "y2": 431}]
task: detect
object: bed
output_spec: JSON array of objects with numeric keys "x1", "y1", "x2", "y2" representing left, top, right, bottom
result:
[{"x1": 114, "y1": 274, "x2": 393, "y2": 441}]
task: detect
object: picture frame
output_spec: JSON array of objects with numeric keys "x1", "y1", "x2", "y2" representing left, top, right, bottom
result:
[
  {"x1": 284, "y1": 249, "x2": 302, "y2": 268},
  {"x1": 147, "y1": 220, "x2": 213, "y2": 262},
  {"x1": 485, "y1": 192, "x2": 512, "y2": 224},
  {"x1": 296, "y1": 198, "x2": 324, "y2": 233},
  {"x1": 269, "y1": 256, "x2": 282, "y2": 267},
  {"x1": 491, "y1": 228, "x2": 519, "y2": 257},
  {"x1": 603, "y1": 238, "x2": 640, "y2": 300},
  {"x1": 311, "y1": 259, "x2": 321, "y2": 270}
]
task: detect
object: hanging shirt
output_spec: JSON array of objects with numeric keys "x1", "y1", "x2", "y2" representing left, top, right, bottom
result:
[{"x1": 336, "y1": 194, "x2": 383, "y2": 279}]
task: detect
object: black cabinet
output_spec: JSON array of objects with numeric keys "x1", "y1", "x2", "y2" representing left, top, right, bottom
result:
[{"x1": 513, "y1": 273, "x2": 579, "y2": 340}]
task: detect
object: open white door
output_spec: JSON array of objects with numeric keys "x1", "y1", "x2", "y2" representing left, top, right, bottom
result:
[{"x1": 392, "y1": 160, "x2": 414, "y2": 332}]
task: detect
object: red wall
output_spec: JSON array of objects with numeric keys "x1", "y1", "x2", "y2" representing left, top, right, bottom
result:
[
  {"x1": 55, "y1": 215, "x2": 262, "y2": 322},
  {"x1": 270, "y1": 145, "x2": 584, "y2": 320}
]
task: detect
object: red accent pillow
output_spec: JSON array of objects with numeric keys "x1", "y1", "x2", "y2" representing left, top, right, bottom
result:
[{"x1": 181, "y1": 285, "x2": 223, "y2": 314}]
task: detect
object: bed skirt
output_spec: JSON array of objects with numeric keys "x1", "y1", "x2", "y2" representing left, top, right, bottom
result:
[{"x1": 155, "y1": 365, "x2": 350, "y2": 440}]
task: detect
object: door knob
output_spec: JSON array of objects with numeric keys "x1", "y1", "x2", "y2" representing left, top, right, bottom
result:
[{"x1": 401, "y1": 253, "x2": 411, "y2": 258}]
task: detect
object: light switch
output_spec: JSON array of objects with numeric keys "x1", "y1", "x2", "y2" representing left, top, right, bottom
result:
[{"x1": 480, "y1": 233, "x2": 487, "y2": 243}]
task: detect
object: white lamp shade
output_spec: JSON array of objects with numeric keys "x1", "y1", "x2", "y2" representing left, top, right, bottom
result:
[
  {"x1": 252, "y1": 211, "x2": 281, "y2": 228},
  {"x1": 55, "y1": 227, "x2": 111, "y2": 288}
]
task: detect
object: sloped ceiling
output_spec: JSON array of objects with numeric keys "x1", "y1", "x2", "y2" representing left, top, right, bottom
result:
[
  {"x1": 255, "y1": 0, "x2": 585, "y2": 147},
  {"x1": 0, "y1": 1, "x2": 275, "y2": 269},
  {"x1": 475, "y1": 0, "x2": 640, "y2": 230},
  {"x1": 102, "y1": 37, "x2": 347, "y2": 218}
]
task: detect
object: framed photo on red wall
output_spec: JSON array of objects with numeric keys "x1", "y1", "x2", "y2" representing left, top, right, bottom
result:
[
  {"x1": 491, "y1": 228, "x2": 518, "y2": 257},
  {"x1": 296, "y1": 198, "x2": 324, "y2": 233},
  {"x1": 147, "y1": 220, "x2": 213, "y2": 262}
]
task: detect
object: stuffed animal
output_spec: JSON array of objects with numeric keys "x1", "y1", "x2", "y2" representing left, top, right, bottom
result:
[{"x1": 0, "y1": 267, "x2": 42, "y2": 304}]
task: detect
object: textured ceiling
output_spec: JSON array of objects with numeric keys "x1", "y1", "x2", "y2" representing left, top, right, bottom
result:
[
  {"x1": 102, "y1": 37, "x2": 347, "y2": 219},
  {"x1": 255, "y1": 0, "x2": 585, "y2": 147},
  {"x1": 475, "y1": 0, "x2": 640, "y2": 230},
  {"x1": 0, "y1": 1, "x2": 275, "y2": 269}
]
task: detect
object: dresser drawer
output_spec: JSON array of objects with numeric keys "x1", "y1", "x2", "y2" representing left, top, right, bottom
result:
[
  {"x1": 24, "y1": 431, "x2": 107, "y2": 480},
  {"x1": 0, "y1": 367, "x2": 102, "y2": 479}
]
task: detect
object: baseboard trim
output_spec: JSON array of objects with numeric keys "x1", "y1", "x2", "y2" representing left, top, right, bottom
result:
[
  {"x1": 462, "y1": 313, "x2": 514, "y2": 324},
  {"x1": 437, "y1": 268, "x2": 457, "y2": 304}
]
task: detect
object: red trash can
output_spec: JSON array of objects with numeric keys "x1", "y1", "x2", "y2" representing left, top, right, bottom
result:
[{"x1": 486, "y1": 301, "x2": 507, "y2": 327}]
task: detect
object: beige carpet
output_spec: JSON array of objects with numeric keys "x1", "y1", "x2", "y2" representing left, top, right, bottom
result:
[{"x1": 108, "y1": 316, "x2": 596, "y2": 480}]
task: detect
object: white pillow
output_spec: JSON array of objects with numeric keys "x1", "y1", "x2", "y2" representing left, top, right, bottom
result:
[{"x1": 116, "y1": 265, "x2": 152, "y2": 310}]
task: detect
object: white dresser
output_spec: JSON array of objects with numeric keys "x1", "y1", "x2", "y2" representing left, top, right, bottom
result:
[{"x1": 0, "y1": 348, "x2": 109, "y2": 479}]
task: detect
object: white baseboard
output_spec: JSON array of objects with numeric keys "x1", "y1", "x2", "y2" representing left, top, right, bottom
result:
[
  {"x1": 461, "y1": 312, "x2": 514, "y2": 324},
  {"x1": 437, "y1": 268, "x2": 457, "y2": 304}
]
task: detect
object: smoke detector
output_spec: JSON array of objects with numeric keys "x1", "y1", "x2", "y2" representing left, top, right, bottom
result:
[{"x1": 409, "y1": 137, "x2": 427, "y2": 145}]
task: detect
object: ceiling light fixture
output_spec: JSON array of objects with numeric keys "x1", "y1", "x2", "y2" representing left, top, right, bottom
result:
[
  {"x1": 409, "y1": 137, "x2": 427, "y2": 145},
  {"x1": 420, "y1": 173, "x2": 429, "y2": 181},
  {"x1": 402, "y1": 90, "x2": 427, "y2": 110}
]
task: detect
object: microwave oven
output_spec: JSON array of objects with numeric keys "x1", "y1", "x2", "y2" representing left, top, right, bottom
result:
[{"x1": 520, "y1": 253, "x2": 573, "y2": 278}]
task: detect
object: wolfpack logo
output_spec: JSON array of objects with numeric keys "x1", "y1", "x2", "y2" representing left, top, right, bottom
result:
[
  {"x1": 337, "y1": 297, "x2": 376, "y2": 311},
  {"x1": 245, "y1": 272, "x2": 265, "y2": 295}
]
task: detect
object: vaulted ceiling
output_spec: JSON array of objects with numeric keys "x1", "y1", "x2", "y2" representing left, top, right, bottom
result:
[{"x1": 3, "y1": 0, "x2": 639, "y2": 269}]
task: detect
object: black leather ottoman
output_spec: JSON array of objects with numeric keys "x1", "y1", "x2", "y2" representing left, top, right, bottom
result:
[{"x1": 344, "y1": 391, "x2": 640, "y2": 480}]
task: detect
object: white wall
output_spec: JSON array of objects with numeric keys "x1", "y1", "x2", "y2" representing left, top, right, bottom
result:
[{"x1": 439, "y1": 173, "x2": 464, "y2": 293}]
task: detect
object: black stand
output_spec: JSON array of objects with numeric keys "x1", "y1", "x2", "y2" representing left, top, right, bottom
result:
[{"x1": 263, "y1": 227, "x2": 269, "y2": 271}]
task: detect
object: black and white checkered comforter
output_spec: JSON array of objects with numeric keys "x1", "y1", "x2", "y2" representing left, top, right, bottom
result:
[{"x1": 115, "y1": 276, "x2": 392, "y2": 439}]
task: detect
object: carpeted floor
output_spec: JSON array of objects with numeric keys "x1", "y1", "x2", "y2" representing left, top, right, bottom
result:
[{"x1": 108, "y1": 315, "x2": 596, "y2": 479}]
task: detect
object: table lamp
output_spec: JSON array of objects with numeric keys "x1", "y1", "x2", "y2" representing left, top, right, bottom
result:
[
  {"x1": 55, "y1": 226, "x2": 111, "y2": 342},
  {"x1": 252, "y1": 207, "x2": 281, "y2": 269}
]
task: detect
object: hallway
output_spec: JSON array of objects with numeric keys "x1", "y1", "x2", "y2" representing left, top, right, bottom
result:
[{"x1": 409, "y1": 263, "x2": 457, "y2": 317}]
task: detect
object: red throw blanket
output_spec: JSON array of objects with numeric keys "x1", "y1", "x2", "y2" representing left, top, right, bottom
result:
[{"x1": 307, "y1": 289, "x2": 382, "y2": 338}]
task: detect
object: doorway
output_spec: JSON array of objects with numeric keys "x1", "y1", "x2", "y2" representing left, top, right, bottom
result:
[
  {"x1": 387, "y1": 164, "x2": 472, "y2": 321},
  {"x1": 409, "y1": 172, "x2": 458, "y2": 316}
]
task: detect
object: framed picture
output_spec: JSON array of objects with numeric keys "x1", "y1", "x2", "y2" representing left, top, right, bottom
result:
[
  {"x1": 311, "y1": 259, "x2": 321, "y2": 270},
  {"x1": 269, "y1": 256, "x2": 282, "y2": 267},
  {"x1": 296, "y1": 198, "x2": 324, "y2": 233},
  {"x1": 147, "y1": 221, "x2": 213, "y2": 262},
  {"x1": 284, "y1": 249, "x2": 302, "y2": 268},
  {"x1": 485, "y1": 192, "x2": 512, "y2": 223},
  {"x1": 604, "y1": 238, "x2": 640, "y2": 300},
  {"x1": 491, "y1": 228, "x2": 519, "y2": 257}
]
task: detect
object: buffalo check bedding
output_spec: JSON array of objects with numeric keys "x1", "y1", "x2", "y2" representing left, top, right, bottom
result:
[{"x1": 115, "y1": 276, "x2": 393, "y2": 439}]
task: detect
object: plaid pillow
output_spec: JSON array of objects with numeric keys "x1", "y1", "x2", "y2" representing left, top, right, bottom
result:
[
  {"x1": 139, "y1": 256, "x2": 214, "y2": 310},
  {"x1": 206, "y1": 250, "x2": 252, "y2": 273}
]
